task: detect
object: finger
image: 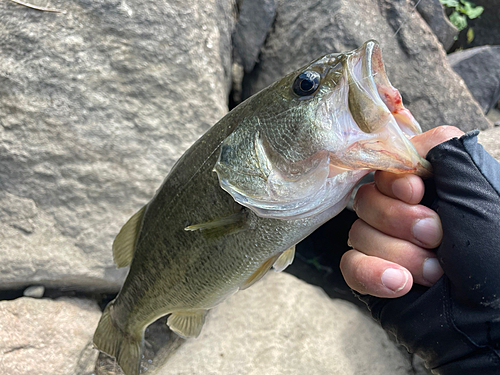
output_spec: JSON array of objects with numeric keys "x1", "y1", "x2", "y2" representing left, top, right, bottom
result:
[
  {"x1": 340, "y1": 249, "x2": 413, "y2": 298},
  {"x1": 410, "y1": 125, "x2": 464, "y2": 158},
  {"x1": 374, "y1": 170, "x2": 425, "y2": 205},
  {"x1": 349, "y1": 219, "x2": 444, "y2": 287},
  {"x1": 353, "y1": 183, "x2": 442, "y2": 248}
]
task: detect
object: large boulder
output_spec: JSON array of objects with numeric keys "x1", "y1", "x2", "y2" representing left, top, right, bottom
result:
[
  {"x1": 0, "y1": 297, "x2": 101, "y2": 375},
  {"x1": 151, "y1": 272, "x2": 415, "y2": 375},
  {"x1": 0, "y1": 0, "x2": 234, "y2": 292},
  {"x1": 448, "y1": 46, "x2": 500, "y2": 114},
  {"x1": 243, "y1": 0, "x2": 491, "y2": 132},
  {"x1": 233, "y1": 0, "x2": 278, "y2": 73}
]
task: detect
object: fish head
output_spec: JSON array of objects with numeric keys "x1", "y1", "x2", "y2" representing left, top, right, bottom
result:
[{"x1": 215, "y1": 40, "x2": 431, "y2": 220}]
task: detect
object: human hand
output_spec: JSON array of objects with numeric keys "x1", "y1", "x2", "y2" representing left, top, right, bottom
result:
[
  {"x1": 343, "y1": 126, "x2": 500, "y2": 374},
  {"x1": 340, "y1": 126, "x2": 464, "y2": 298}
]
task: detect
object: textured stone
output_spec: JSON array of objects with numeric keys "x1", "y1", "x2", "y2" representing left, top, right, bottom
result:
[
  {"x1": 0, "y1": 0, "x2": 234, "y2": 291},
  {"x1": 0, "y1": 297, "x2": 101, "y2": 375},
  {"x1": 154, "y1": 272, "x2": 414, "y2": 375},
  {"x1": 243, "y1": 0, "x2": 491, "y2": 132},
  {"x1": 23, "y1": 285, "x2": 45, "y2": 298},
  {"x1": 478, "y1": 126, "x2": 500, "y2": 161},
  {"x1": 486, "y1": 107, "x2": 500, "y2": 127},
  {"x1": 448, "y1": 46, "x2": 500, "y2": 114},
  {"x1": 415, "y1": 0, "x2": 458, "y2": 51},
  {"x1": 233, "y1": 0, "x2": 277, "y2": 73}
]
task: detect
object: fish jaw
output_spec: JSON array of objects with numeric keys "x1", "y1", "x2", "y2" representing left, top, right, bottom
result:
[
  {"x1": 345, "y1": 40, "x2": 423, "y2": 137},
  {"x1": 325, "y1": 40, "x2": 432, "y2": 177}
]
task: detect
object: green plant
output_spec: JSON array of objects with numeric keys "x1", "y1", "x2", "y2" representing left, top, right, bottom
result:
[{"x1": 440, "y1": 0, "x2": 484, "y2": 43}]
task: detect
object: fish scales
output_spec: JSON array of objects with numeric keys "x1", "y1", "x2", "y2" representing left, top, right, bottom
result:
[
  {"x1": 109, "y1": 87, "x2": 324, "y2": 334},
  {"x1": 93, "y1": 40, "x2": 432, "y2": 375}
]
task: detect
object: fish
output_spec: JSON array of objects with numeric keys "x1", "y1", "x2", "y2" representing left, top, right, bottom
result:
[{"x1": 93, "y1": 40, "x2": 431, "y2": 375}]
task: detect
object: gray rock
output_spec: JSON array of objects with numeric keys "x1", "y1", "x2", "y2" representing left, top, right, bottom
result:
[
  {"x1": 479, "y1": 126, "x2": 500, "y2": 161},
  {"x1": 233, "y1": 0, "x2": 277, "y2": 73},
  {"x1": 243, "y1": 0, "x2": 491, "y2": 132},
  {"x1": 23, "y1": 285, "x2": 45, "y2": 298},
  {"x1": 486, "y1": 107, "x2": 500, "y2": 127},
  {"x1": 0, "y1": 0, "x2": 234, "y2": 292},
  {"x1": 448, "y1": 46, "x2": 500, "y2": 114},
  {"x1": 0, "y1": 297, "x2": 101, "y2": 375},
  {"x1": 415, "y1": 0, "x2": 458, "y2": 51},
  {"x1": 153, "y1": 272, "x2": 414, "y2": 375}
]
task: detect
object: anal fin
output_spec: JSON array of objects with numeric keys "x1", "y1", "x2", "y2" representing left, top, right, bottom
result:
[
  {"x1": 273, "y1": 245, "x2": 296, "y2": 272},
  {"x1": 167, "y1": 310, "x2": 208, "y2": 338},
  {"x1": 113, "y1": 205, "x2": 147, "y2": 268},
  {"x1": 240, "y1": 253, "x2": 280, "y2": 290}
]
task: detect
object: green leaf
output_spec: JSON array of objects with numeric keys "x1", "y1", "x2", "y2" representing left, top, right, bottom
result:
[
  {"x1": 459, "y1": 0, "x2": 484, "y2": 18},
  {"x1": 450, "y1": 11, "x2": 468, "y2": 31},
  {"x1": 440, "y1": 0, "x2": 459, "y2": 7},
  {"x1": 467, "y1": 5, "x2": 484, "y2": 18},
  {"x1": 467, "y1": 27, "x2": 475, "y2": 43}
]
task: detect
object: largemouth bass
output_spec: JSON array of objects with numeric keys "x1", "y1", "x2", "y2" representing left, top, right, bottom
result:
[{"x1": 93, "y1": 40, "x2": 431, "y2": 375}]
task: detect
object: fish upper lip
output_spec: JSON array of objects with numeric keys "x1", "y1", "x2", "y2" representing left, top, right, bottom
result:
[
  {"x1": 346, "y1": 40, "x2": 423, "y2": 137},
  {"x1": 348, "y1": 40, "x2": 391, "y2": 116}
]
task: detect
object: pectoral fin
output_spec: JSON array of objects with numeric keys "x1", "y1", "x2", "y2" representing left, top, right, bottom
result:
[
  {"x1": 112, "y1": 205, "x2": 147, "y2": 268},
  {"x1": 240, "y1": 253, "x2": 280, "y2": 290},
  {"x1": 273, "y1": 246, "x2": 296, "y2": 272},
  {"x1": 184, "y1": 211, "x2": 248, "y2": 239},
  {"x1": 167, "y1": 310, "x2": 208, "y2": 338}
]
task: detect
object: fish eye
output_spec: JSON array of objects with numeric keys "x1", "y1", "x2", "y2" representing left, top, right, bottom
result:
[{"x1": 292, "y1": 71, "x2": 321, "y2": 97}]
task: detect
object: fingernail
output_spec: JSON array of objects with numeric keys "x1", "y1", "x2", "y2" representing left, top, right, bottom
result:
[
  {"x1": 422, "y1": 258, "x2": 443, "y2": 284},
  {"x1": 381, "y1": 268, "x2": 409, "y2": 292},
  {"x1": 392, "y1": 177, "x2": 411, "y2": 202},
  {"x1": 412, "y1": 217, "x2": 441, "y2": 247},
  {"x1": 347, "y1": 238, "x2": 353, "y2": 247}
]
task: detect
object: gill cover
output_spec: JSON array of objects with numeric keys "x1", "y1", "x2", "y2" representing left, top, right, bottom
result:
[{"x1": 213, "y1": 125, "x2": 366, "y2": 220}]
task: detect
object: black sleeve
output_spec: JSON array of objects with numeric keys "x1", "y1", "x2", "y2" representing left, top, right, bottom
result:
[{"x1": 356, "y1": 130, "x2": 500, "y2": 374}]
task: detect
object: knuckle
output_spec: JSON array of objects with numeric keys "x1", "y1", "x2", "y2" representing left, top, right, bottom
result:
[{"x1": 340, "y1": 251, "x2": 367, "y2": 292}]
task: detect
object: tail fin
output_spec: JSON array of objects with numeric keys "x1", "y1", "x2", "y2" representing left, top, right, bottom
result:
[{"x1": 93, "y1": 302, "x2": 143, "y2": 375}]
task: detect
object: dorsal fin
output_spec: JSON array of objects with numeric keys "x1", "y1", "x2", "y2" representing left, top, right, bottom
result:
[{"x1": 112, "y1": 205, "x2": 146, "y2": 268}]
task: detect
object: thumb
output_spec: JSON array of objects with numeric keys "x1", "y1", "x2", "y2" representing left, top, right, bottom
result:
[{"x1": 410, "y1": 126, "x2": 464, "y2": 158}]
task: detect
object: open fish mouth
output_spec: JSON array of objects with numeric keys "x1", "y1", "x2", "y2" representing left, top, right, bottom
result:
[
  {"x1": 347, "y1": 40, "x2": 422, "y2": 137},
  {"x1": 333, "y1": 40, "x2": 432, "y2": 177}
]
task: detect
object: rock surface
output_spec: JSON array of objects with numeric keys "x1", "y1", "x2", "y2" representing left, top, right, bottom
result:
[
  {"x1": 0, "y1": 0, "x2": 234, "y2": 291},
  {"x1": 448, "y1": 46, "x2": 500, "y2": 114},
  {"x1": 233, "y1": 0, "x2": 277, "y2": 73},
  {"x1": 0, "y1": 297, "x2": 101, "y2": 375},
  {"x1": 154, "y1": 272, "x2": 414, "y2": 375},
  {"x1": 478, "y1": 126, "x2": 500, "y2": 161},
  {"x1": 243, "y1": 0, "x2": 491, "y2": 132},
  {"x1": 415, "y1": 0, "x2": 458, "y2": 51}
]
